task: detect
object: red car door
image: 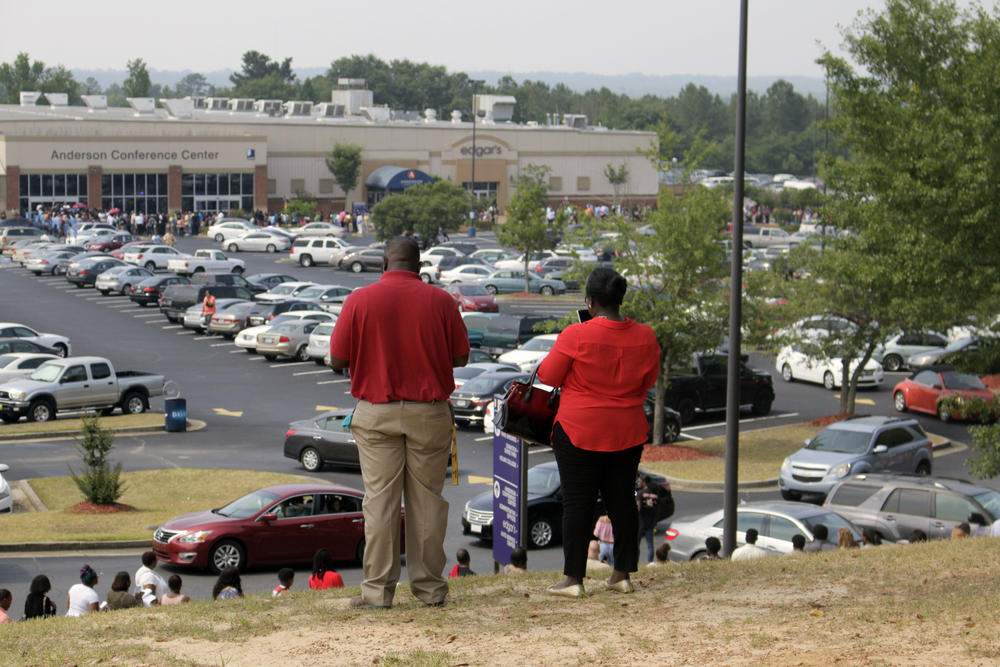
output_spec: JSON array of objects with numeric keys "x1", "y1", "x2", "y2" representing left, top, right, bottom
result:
[
  {"x1": 250, "y1": 494, "x2": 324, "y2": 564},
  {"x1": 908, "y1": 370, "x2": 941, "y2": 414},
  {"x1": 311, "y1": 493, "x2": 366, "y2": 561}
]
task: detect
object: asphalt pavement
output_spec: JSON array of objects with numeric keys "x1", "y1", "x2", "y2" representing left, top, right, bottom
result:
[{"x1": 0, "y1": 232, "x2": 989, "y2": 612}]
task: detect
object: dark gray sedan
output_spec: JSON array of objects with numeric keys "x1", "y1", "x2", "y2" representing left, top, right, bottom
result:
[{"x1": 283, "y1": 410, "x2": 358, "y2": 472}]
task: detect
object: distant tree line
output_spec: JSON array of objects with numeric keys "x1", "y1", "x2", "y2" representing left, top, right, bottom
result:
[{"x1": 0, "y1": 51, "x2": 833, "y2": 174}]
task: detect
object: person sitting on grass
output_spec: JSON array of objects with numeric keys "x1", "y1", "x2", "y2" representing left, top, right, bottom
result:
[
  {"x1": 273, "y1": 568, "x2": 295, "y2": 597},
  {"x1": 505, "y1": 547, "x2": 527, "y2": 574},
  {"x1": 650, "y1": 543, "x2": 671, "y2": 566},
  {"x1": 309, "y1": 549, "x2": 344, "y2": 590},
  {"x1": 212, "y1": 567, "x2": 244, "y2": 600},
  {"x1": 160, "y1": 575, "x2": 190, "y2": 606},
  {"x1": 0, "y1": 589, "x2": 12, "y2": 624},
  {"x1": 24, "y1": 575, "x2": 57, "y2": 619},
  {"x1": 704, "y1": 536, "x2": 722, "y2": 560},
  {"x1": 66, "y1": 564, "x2": 101, "y2": 616},
  {"x1": 106, "y1": 572, "x2": 142, "y2": 610},
  {"x1": 449, "y1": 549, "x2": 476, "y2": 578},
  {"x1": 804, "y1": 524, "x2": 837, "y2": 552},
  {"x1": 838, "y1": 527, "x2": 860, "y2": 549},
  {"x1": 730, "y1": 529, "x2": 770, "y2": 561},
  {"x1": 951, "y1": 523, "x2": 971, "y2": 539},
  {"x1": 791, "y1": 534, "x2": 806, "y2": 553}
]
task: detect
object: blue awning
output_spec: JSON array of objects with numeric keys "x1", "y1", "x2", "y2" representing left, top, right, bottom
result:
[{"x1": 365, "y1": 166, "x2": 433, "y2": 191}]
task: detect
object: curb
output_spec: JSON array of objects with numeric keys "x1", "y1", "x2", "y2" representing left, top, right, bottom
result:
[
  {"x1": 0, "y1": 540, "x2": 149, "y2": 553},
  {"x1": 12, "y1": 480, "x2": 46, "y2": 512},
  {"x1": 0, "y1": 418, "x2": 207, "y2": 442}
]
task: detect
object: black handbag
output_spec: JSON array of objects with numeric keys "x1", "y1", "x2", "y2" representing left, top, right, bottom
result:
[{"x1": 493, "y1": 366, "x2": 559, "y2": 446}]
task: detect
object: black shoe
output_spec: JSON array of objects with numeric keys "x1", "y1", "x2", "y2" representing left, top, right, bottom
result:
[{"x1": 424, "y1": 599, "x2": 446, "y2": 607}]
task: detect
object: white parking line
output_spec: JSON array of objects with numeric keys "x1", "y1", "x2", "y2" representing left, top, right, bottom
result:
[
  {"x1": 108, "y1": 304, "x2": 132, "y2": 308},
  {"x1": 161, "y1": 325, "x2": 182, "y2": 329},
  {"x1": 270, "y1": 361, "x2": 312, "y2": 368},
  {"x1": 84, "y1": 296, "x2": 104, "y2": 300},
  {"x1": 474, "y1": 436, "x2": 492, "y2": 441},
  {"x1": 133, "y1": 313, "x2": 160, "y2": 318},
  {"x1": 193, "y1": 336, "x2": 215, "y2": 340},
  {"x1": 246, "y1": 356, "x2": 265, "y2": 361},
  {"x1": 293, "y1": 369, "x2": 330, "y2": 376},
  {"x1": 39, "y1": 278, "x2": 63, "y2": 283},
  {"x1": 209, "y1": 343, "x2": 231, "y2": 347},
  {"x1": 61, "y1": 287, "x2": 78, "y2": 292},
  {"x1": 176, "y1": 331, "x2": 195, "y2": 335},
  {"x1": 680, "y1": 412, "x2": 801, "y2": 432},
  {"x1": 230, "y1": 349, "x2": 247, "y2": 353},
  {"x1": 316, "y1": 378, "x2": 350, "y2": 385}
]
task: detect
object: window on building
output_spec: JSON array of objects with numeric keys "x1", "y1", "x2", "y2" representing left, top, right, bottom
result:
[
  {"x1": 577, "y1": 176, "x2": 590, "y2": 191},
  {"x1": 290, "y1": 179, "x2": 306, "y2": 195},
  {"x1": 102, "y1": 172, "x2": 167, "y2": 214},
  {"x1": 267, "y1": 179, "x2": 277, "y2": 195},
  {"x1": 319, "y1": 179, "x2": 335, "y2": 194},
  {"x1": 19, "y1": 173, "x2": 89, "y2": 212},
  {"x1": 548, "y1": 176, "x2": 562, "y2": 191},
  {"x1": 461, "y1": 181, "x2": 498, "y2": 202},
  {"x1": 181, "y1": 172, "x2": 255, "y2": 214}
]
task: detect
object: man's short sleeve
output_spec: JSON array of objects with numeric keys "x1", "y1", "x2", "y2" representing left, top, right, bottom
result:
[
  {"x1": 330, "y1": 297, "x2": 356, "y2": 361},
  {"x1": 445, "y1": 301, "x2": 470, "y2": 358}
]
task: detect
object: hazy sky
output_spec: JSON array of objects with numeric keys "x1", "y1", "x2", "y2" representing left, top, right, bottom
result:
[{"x1": 0, "y1": 1, "x2": 988, "y2": 77}]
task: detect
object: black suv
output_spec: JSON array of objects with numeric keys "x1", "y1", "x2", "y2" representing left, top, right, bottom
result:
[
  {"x1": 823, "y1": 473, "x2": 1000, "y2": 542},
  {"x1": 665, "y1": 353, "x2": 774, "y2": 424},
  {"x1": 190, "y1": 272, "x2": 267, "y2": 294}
]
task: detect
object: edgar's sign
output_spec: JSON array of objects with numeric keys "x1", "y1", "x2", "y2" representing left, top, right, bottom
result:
[{"x1": 460, "y1": 144, "x2": 503, "y2": 157}]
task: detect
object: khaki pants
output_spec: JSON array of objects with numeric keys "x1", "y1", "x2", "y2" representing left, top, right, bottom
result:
[{"x1": 351, "y1": 399, "x2": 452, "y2": 606}]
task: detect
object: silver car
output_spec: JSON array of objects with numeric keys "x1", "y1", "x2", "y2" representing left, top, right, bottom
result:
[
  {"x1": 182, "y1": 299, "x2": 252, "y2": 332},
  {"x1": 295, "y1": 284, "x2": 353, "y2": 312},
  {"x1": 224, "y1": 232, "x2": 291, "y2": 254},
  {"x1": 257, "y1": 320, "x2": 321, "y2": 361},
  {"x1": 306, "y1": 321, "x2": 336, "y2": 364},
  {"x1": 95, "y1": 266, "x2": 155, "y2": 295},
  {"x1": 26, "y1": 249, "x2": 79, "y2": 275},
  {"x1": 664, "y1": 501, "x2": 863, "y2": 561}
]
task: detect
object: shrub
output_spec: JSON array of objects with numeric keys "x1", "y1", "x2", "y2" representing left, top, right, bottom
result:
[
  {"x1": 965, "y1": 423, "x2": 1000, "y2": 480},
  {"x1": 936, "y1": 394, "x2": 1000, "y2": 423},
  {"x1": 68, "y1": 416, "x2": 126, "y2": 505}
]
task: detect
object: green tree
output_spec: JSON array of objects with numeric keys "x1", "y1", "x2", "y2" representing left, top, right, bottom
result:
[
  {"x1": 966, "y1": 424, "x2": 1000, "y2": 480},
  {"x1": 325, "y1": 142, "x2": 363, "y2": 202},
  {"x1": 370, "y1": 179, "x2": 469, "y2": 242},
  {"x1": 175, "y1": 72, "x2": 210, "y2": 97},
  {"x1": 284, "y1": 196, "x2": 317, "y2": 220},
  {"x1": 123, "y1": 58, "x2": 151, "y2": 98},
  {"x1": 231, "y1": 51, "x2": 295, "y2": 87},
  {"x1": 0, "y1": 53, "x2": 81, "y2": 105},
  {"x1": 494, "y1": 166, "x2": 562, "y2": 293},
  {"x1": 603, "y1": 162, "x2": 630, "y2": 209},
  {"x1": 82, "y1": 77, "x2": 102, "y2": 95},
  {"x1": 69, "y1": 416, "x2": 126, "y2": 505}
]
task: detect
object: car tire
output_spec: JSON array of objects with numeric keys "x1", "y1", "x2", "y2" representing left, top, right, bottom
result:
[
  {"x1": 300, "y1": 255, "x2": 314, "y2": 268},
  {"x1": 1, "y1": 414, "x2": 20, "y2": 424},
  {"x1": 100, "y1": 407, "x2": 116, "y2": 416},
  {"x1": 122, "y1": 391, "x2": 147, "y2": 415},
  {"x1": 420, "y1": 273, "x2": 431, "y2": 283},
  {"x1": 53, "y1": 343, "x2": 68, "y2": 357},
  {"x1": 916, "y1": 460, "x2": 931, "y2": 475},
  {"x1": 227, "y1": 243, "x2": 238, "y2": 253},
  {"x1": 145, "y1": 261, "x2": 156, "y2": 271},
  {"x1": 27, "y1": 398, "x2": 55, "y2": 423},
  {"x1": 121, "y1": 284, "x2": 131, "y2": 295},
  {"x1": 528, "y1": 515, "x2": 556, "y2": 549},
  {"x1": 484, "y1": 284, "x2": 498, "y2": 295},
  {"x1": 882, "y1": 354, "x2": 903, "y2": 372},
  {"x1": 75, "y1": 282, "x2": 84, "y2": 289},
  {"x1": 780, "y1": 489, "x2": 801, "y2": 501},
  {"x1": 781, "y1": 364, "x2": 793, "y2": 382},
  {"x1": 137, "y1": 301, "x2": 147, "y2": 308},
  {"x1": 676, "y1": 399, "x2": 696, "y2": 426},
  {"x1": 662, "y1": 417, "x2": 681, "y2": 444},
  {"x1": 893, "y1": 391, "x2": 907, "y2": 412},
  {"x1": 264, "y1": 354, "x2": 277, "y2": 361},
  {"x1": 823, "y1": 371, "x2": 836, "y2": 391},
  {"x1": 231, "y1": 266, "x2": 244, "y2": 274},
  {"x1": 266, "y1": 244, "x2": 276, "y2": 253},
  {"x1": 540, "y1": 285, "x2": 554, "y2": 296},
  {"x1": 214, "y1": 233, "x2": 225, "y2": 242},
  {"x1": 99, "y1": 289, "x2": 109, "y2": 296},
  {"x1": 300, "y1": 447, "x2": 323, "y2": 472},
  {"x1": 246, "y1": 348, "x2": 256, "y2": 354},
  {"x1": 313, "y1": 357, "x2": 325, "y2": 366},
  {"x1": 351, "y1": 261, "x2": 364, "y2": 273},
  {"x1": 209, "y1": 539, "x2": 245, "y2": 574},
  {"x1": 751, "y1": 391, "x2": 773, "y2": 416},
  {"x1": 355, "y1": 538, "x2": 366, "y2": 564},
  {"x1": 296, "y1": 345, "x2": 310, "y2": 362}
]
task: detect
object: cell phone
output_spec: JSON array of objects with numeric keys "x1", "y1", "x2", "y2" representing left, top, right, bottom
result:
[{"x1": 577, "y1": 308, "x2": 592, "y2": 323}]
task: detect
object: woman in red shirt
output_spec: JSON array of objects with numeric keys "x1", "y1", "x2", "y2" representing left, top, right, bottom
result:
[
  {"x1": 308, "y1": 549, "x2": 344, "y2": 590},
  {"x1": 537, "y1": 268, "x2": 660, "y2": 597}
]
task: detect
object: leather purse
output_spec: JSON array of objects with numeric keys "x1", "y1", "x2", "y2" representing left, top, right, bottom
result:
[{"x1": 494, "y1": 366, "x2": 559, "y2": 446}]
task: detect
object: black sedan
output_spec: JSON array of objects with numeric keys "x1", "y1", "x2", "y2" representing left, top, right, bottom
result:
[
  {"x1": 66, "y1": 257, "x2": 126, "y2": 287},
  {"x1": 247, "y1": 300, "x2": 326, "y2": 326},
  {"x1": 450, "y1": 370, "x2": 529, "y2": 426},
  {"x1": 283, "y1": 410, "x2": 359, "y2": 472},
  {"x1": 461, "y1": 461, "x2": 675, "y2": 549},
  {"x1": 0, "y1": 338, "x2": 61, "y2": 356},
  {"x1": 128, "y1": 275, "x2": 191, "y2": 306}
]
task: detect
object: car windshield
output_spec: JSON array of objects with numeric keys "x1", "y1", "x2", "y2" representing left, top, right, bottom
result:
[
  {"x1": 312, "y1": 324, "x2": 335, "y2": 337},
  {"x1": 297, "y1": 287, "x2": 326, "y2": 298},
  {"x1": 801, "y1": 512, "x2": 861, "y2": 542},
  {"x1": 942, "y1": 373, "x2": 986, "y2": 390},
  {"x1": 215, "y1": 489, "x2": 281, "y2": 518},
  {"x1": 458, "y1": 285, "x2": 489, "y2": 296},
  {"x1": 460, "y1": 375, "x2": 511, "y2": 395},
  {"x1": 804, "y1": 429, "x2": 871, "y2": 454},
  {"x1": 273, "y1": 323, "x2": 301, "y2": 333},
  {"x1": 521, "y1": 337, "x2": 555, "y2": 352},
  {"x1": 973, "y1": 491, "x2": 1000, "y2": 519},
  {"x1": 29, "y1": 362, "x2": 63, "y2": 382},
  {"x1": 526, "y1": 466, "x2": 561, "y2": 495},
  {"x1": 269, "y1": 284, "x2": 298, "y2": 295}
]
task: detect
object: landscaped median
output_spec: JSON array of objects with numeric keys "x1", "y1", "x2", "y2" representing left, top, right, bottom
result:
[
  {"x1": 0, "y1": 469, "x2": 311, "y2": 545},
  {"x1": 0, "y1": 413, "x2": 167, "y2": 440}
]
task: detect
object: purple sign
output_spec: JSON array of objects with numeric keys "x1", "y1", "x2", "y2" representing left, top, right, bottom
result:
[{"x1": 492, "y1": 428, "x2": 523, "y2": 566}]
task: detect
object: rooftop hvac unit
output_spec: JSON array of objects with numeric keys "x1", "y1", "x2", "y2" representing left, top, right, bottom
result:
[
  {"x1": 187, "y1": 96, "x2": 206, "y2": 109},
  {"x1": 315, "y1": 103, "x2": 346, "y2": 118},
  {"x1": 562, "y1": 113, "x2": 588, "y2": 129},
  {"x1": 19, "y1": 91, "x2": 41, "y2": 106},
  {"x1": 229, "y1": 98, "x2": 254, "y2": 112},
  {"x1": 46, "y1": 93, "x2": 68, "y2": 107},
  {"x1": 284, "y1": 101, "x2": 313, "y2": 116},
  {"x1": 474, "y1": 94, "x2": 517, "y2": 123},
  {"x1": 162, "y1": 98, "x2": 194, "y2": 119},
  {"x1": 451, "y1": 110, "x2": 463, "y2": 123},
  {"x1": 254, "y1": 99, "x2": 283, "y2": 116},
  {"x1": 82, "y1": 95, "x2": 108, "y2": 111},
  {"x1": 126, "y1": 97, "x2": 156, "y2": 114},
  {"x1": 205, "y1": 97, "x2": 229, "y2": 111},
  {"x1": 337, "y1": 78, "x2": 367, "y2": 89},
  {"x1": 360, "y1": 105, "x2": 390, "y2": 123}
]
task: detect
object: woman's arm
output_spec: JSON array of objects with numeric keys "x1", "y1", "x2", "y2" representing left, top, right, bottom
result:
[{"x1": 536, "y1": 328, "x2": 575, "y2": 387}]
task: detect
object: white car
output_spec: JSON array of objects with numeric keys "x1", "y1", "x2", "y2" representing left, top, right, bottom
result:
[
  {"x1": 255, "y1": 281, "x2": 318, "y2": 304},
  {"x1": 224, "y1": 233, "x2": 291, "y2": 253},
  {"x1": 289, "y1": 236, "x2": 354, "y2": 267},
  {"x1": 123, "y1": 244, "x2": 185, "y2": 270},
  {"x1": 776, "y1": 344, "x2": 884, "y2": 390},
  {"x1": 439, "y1": 263, "x2": 494, "y2": 284},
  {"x1": 423, "y1": 246, "x2": 468, "y2": 260},
  {"x1": 235, "y1": 311, "x2": 335, "y2": 352},
  {"x1": 207, "y1": 219, "x2": 256, "y2": 243},
  {"x1": 0, "y1": 353, "x2": 58, "y2": 383},
  {"x1": 0, "y1": 323, "x2": 71, "y2": 357},
  {"x1": 306, "y1": 321, "x2": 337, "y2": 364},
  {"x1": 295, "y1": 222, "x2": 344, "y2": 237},
  {"x1": 494, "y1": 250, "x2": 561, "y2": 271},
  {"x1": 496, "y1": 334, "x2": 559, "y2": 372},
  {"x1": 0, "y1": 464, "x2": 10, "y2": 514}
]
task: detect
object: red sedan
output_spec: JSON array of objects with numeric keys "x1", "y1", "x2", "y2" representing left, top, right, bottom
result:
[
  {"x1": 86, "y1": 233, "x2": 135, "y2": 253},
  {"x1": 893, "y1": 368, "x2": 995, "y2": 421},
  {"x1": 152, "y1": 483, "x2": 404, "y2": 574},
  {"x1": 446, "y1": 283, "x2": 500, "y2": 312}
]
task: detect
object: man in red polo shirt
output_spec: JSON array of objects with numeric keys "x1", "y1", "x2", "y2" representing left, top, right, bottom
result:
[{"x1": 330, "y1": 236, "x2": 469, "y2": 609}]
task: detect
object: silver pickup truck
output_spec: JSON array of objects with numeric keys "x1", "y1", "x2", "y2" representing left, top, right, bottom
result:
[{"x1": 0, "y1": 356, "x2": 168, "y2": 423}]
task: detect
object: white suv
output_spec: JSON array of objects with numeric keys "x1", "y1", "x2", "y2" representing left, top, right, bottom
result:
[{"x1": 290, "y1": 236, "x2": 354, "y2": 267}]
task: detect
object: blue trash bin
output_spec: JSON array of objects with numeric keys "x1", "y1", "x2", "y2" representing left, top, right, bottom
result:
[
  {"x1": 467, "y1": 225, "x2": 476, "y2": 237},
  {"x1": 164, "y1": 398, "x2": 187, "y2": 432}
]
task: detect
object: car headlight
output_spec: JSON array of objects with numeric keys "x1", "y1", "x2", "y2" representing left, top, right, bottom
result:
[
  {"x1": 780, "y1": 457, "x2": 791, "y2": 474},
  {"x1": 176, "y1": 530, "x2": 213, "y2": 544},
  {"x1": 831, "y1": 462, "x2": 852, "y2": 478},
  {"x1": 8, "y1": 390, "x2": 25, "y2": 401}
]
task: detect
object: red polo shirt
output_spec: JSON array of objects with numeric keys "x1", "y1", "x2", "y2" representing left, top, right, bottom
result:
[
  {"x1": 537, "y1": 318, "x2": 660, "y2": 452},
  {"x1": 330, "y1": 270, "x2": 470, "y2": 403}
]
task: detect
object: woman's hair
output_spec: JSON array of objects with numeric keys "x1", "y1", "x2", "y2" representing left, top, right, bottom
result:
[
  {"x1": 167, "y1": 575, "x2": 183, "y2": 594},
  {"x1": 111, "y1": 571, "x2": 131, "y2": 592},
  {"x1": 80, "y1": 564, "x2": 98, "y2": 587},
  {"x1": 312, "y1": 548, "x2": 337, "y2": 580},
  {"x1": 837, "y1": 527, "x2": 859, "y2": 549},
  {"x1": 212, "y1": 566, "x2": 243, "y2": 599},
  {"x1": 585, "y1": 267, "x2": 628, "y2": 308},
  {"x1": 29, "y1": 575, "x2": 51, "y2": 596}
]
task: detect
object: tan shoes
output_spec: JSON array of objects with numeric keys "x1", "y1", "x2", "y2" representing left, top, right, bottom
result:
[
  {"x1": 605, "y1": 578, "x2": 634, "y2": 594},
  {"x1": 546, "y1": 583, "x2": 586, "y2": 598}
]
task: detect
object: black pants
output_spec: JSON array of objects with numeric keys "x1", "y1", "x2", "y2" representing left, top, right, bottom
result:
[{"x1": 551, "y1": 422, "x2": 643, "y2": 579}]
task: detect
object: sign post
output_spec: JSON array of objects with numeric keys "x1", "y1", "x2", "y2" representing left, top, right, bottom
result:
[{"x1": 492, "y1": 425, "x2": 528, "y2": 570}]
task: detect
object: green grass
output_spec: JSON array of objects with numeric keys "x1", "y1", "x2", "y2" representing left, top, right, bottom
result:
[
  {"x1": 0, "y1": 412, "x2": 164, "y2": 436},
  {"x1": 3, "y1": 469, "x2": 313, "y2": 543},
  {"x1": 642, "y1": 423, "x2": 821, "y2": 482}
]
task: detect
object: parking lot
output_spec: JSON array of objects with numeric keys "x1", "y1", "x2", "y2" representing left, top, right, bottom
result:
[{"x1": 0, "y1": 231, "x2": 985, "y2": 599}]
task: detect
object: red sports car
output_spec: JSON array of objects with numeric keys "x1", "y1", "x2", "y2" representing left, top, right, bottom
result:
[
  {"x1": 152, "y1": 483, "x2": 404, "y2": 574},
  {"x1": 893, "y1": 368, "x2": 995, "y2": 421},
  {"x1": 446, "y1": 283, "x2": 500, "y2": 312}
]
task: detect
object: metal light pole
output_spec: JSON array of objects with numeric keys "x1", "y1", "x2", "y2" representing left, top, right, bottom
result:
[
  {"x1": 723, "y1": 0, "x2": 750, "y2": 558},
  {"x1": 469, "y1": 80, "x2": 485, "y2": 202}
]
